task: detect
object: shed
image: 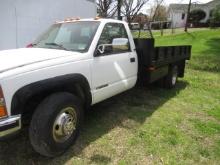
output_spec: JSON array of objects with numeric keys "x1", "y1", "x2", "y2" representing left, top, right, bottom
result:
[{"x1": 0, "y1": 0, "x2": 96, "y2": 50}]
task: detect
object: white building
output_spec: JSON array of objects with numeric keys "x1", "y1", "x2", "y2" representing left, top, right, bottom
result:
[
  {"x1": 168, "y1": 0, "x2": 220, "y2": 28},
  {"x1": 0, "y1": 0, "x2": 96, "y2": 50}
]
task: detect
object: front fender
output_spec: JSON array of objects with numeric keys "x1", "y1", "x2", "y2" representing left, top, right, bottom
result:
[{"x1": 11, "y1": 74, "x2": 92, "y2": 116}]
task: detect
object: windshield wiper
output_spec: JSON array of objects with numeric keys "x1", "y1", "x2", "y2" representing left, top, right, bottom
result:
[{"x1": 45, "y1": 42, "x2": 69, "y2": 51}]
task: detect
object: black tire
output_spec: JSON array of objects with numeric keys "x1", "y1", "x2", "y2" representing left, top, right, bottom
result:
[
  {"x1": 164, "y1": 65, "x2": 178, "y2": 89},
  {"x1": 29, "y1": 92, "x2": 83, "y2": 157}
]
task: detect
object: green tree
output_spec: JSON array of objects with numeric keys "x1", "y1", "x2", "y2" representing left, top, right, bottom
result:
[
  {"x1": 210, "y1": 5, "x2": 220, "y2": 26},
  {"x1": 188, "y1": 9, "x2": 206, "y2": 24}
]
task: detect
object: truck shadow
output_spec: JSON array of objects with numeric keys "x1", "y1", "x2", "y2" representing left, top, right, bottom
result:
[{"x1": 0, "y1": 81, "x2": 188, "y2": 165}]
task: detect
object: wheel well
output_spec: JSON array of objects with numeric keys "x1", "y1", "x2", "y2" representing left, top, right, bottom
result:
[
  {"x1": 169, "y1": 60, "x2": 186, "y2": 78},
  {"x1": 177, "y1": 60, "x2": 186, "y2": 78},
  {"x1": 11, "y1": 74, "x2": 92, "y2": 124}
]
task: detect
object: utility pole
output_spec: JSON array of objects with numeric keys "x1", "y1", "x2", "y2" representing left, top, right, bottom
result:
[
  {"x1": 117, "y1": 0, "x2": 122, "y2": 20},
  {"x1": 185, "y1": 0, "x2": 192, "y2": 32}
]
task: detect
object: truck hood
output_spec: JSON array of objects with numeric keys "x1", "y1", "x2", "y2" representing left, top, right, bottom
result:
[{"x1": 0, "y1": 48, "x2": 74, "y2": 73}]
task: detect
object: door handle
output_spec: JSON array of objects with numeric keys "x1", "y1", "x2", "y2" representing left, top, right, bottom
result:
[{"x1": 130, "y1": 57, "x2": 135, "y2": 63}]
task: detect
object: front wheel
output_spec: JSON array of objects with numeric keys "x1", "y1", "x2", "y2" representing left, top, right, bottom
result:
[{"x1": 29, "y1": 92, "x2": 83, "y2": 157}]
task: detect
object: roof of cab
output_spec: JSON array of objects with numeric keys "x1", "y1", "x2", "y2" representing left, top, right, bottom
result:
[{"x1": 55, "y1": 18, "x2": 126, "y2": 24}]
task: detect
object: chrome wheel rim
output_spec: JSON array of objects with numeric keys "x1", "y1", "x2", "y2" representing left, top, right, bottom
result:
[{"x1": 52, "y1": 107, "x2": 77, "y2": 143}]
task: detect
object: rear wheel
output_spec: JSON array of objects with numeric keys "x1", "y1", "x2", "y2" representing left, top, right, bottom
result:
[
  {"x1": 29, "y1": 92, "x2": 83, "y2": 157},
  {"x1": 164, "y1": 65, "x2": 178, "y2": 89}
]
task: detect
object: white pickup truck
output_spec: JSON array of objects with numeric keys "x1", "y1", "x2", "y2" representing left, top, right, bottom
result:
[{"x1": 0, "y1": 18, "x2": 191, "y2": 157}]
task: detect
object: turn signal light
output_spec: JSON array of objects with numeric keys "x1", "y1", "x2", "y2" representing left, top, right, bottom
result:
[
  {"x1": 64, "y1": 17, "x2": 80, "y2": 22},
  {"x1": 94, "y1": 16, "x2": 101, "y2": 20},
  {"x1": 75, "y1": 17, "x2": 80, "y2": 20},
  {"x1": 0, "y1": 106, "x2": 7, "y2": 118},
  {"x1": 26, "y1": 43, "x2": 33, "y2": 48},
  {"x1": 0, "y1": 86, "x2": 7, "y2": 118},
  {"x1": 148, "y1": 67, "x2": 156, "y2": 71}
]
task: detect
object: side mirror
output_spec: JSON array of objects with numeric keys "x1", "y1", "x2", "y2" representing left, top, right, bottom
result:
[
  {"x1": 112, "y1": 38, "x2": 128, "y2": 46},
  {"x1": 94, "y1": 38, "x2": 129, "y2": 57},
  {"x1": 112, "y1": 38, "x2": 129, "y2": 51}
]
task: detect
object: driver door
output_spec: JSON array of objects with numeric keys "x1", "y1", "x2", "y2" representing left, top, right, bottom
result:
[{"x1": 91, "y1": 23, "x2": 134, "y2": 104}]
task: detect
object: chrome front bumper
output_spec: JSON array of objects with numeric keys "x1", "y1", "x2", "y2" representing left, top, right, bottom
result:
[{"x1": 0, "y1": 115, "x2": 21, "y2": 138}]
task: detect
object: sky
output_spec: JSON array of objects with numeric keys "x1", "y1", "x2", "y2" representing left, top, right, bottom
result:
[{"x1": 163, "y1": 0, "x2": 213, "y2": 5}]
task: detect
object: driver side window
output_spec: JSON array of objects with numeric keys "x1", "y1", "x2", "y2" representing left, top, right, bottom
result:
[{"x1": 98, "y1": 23, "x2": 130, "y2": 55}]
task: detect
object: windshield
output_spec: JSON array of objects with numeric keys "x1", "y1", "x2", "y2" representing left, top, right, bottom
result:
[{"x1": 33, "y1": 21, "x2": 100, "y2": 52}]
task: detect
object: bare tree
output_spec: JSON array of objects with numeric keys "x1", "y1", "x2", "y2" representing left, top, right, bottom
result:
[
  {"x1": 150, "y1": 0, "x2": 164, "y2": 21},
  {"x1": 152, "y1": 5, "x2": 167, "y2": 21},
  {"x1": 133, "y1": 12, "x2": 149, "y2": 28},
  {"x1": 97, "y1": 0, "x2": 117, "y2": 18},
  {"x1": 121, "y1": 0, "x2": 149, "y2": 25}
]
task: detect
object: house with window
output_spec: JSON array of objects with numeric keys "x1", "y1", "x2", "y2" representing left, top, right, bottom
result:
[
  {"x1": 168, "y1": 0, "x2": 220, "y2": 28},
  {"x1": 0, "y1": 0, "x2": 96, "y2": 50}
]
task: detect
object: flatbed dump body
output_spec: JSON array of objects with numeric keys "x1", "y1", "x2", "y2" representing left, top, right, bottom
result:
[{"x1": 134, "y1": 38, "x2": 191, "y2": 84}]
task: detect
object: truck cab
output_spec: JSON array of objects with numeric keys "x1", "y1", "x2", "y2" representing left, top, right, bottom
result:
[{"x1": 33, "y1": 18, "x2": 138, "y2": 104}]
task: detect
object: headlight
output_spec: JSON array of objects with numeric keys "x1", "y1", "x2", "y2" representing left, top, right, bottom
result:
[{"x1": 0, "y1": 86, "x2": 7, "y2": 118}]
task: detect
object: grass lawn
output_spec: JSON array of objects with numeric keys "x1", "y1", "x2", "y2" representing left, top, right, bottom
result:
[
  {"x1": 132, "y1": 28, "x2": 209, "y2": 39},
  {"x1": 0, "y1": 29, "x2": 220, "y2": 165},
  {"x1": 152, "y1": 28, "x2": 210, "y2": 37}
]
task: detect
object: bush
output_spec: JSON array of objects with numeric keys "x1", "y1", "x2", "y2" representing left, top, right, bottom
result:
[
  {"x1": 189, "y1": 9, "x2": 206, "y2": 24},
  {"x1": 210, "y1": 5, "x2": 220, "y2": 27}
]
